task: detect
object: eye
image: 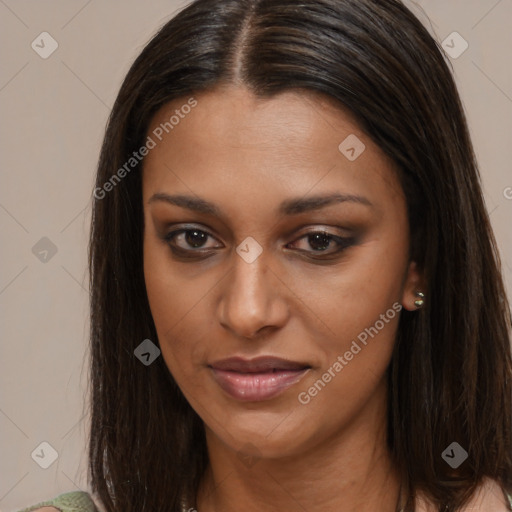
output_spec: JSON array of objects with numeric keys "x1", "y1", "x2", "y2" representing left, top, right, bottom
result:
[
  {"x1": 163, "y1": 226, "x2": 354, "y2": 260},
  {"x1": 286, "y1": 230, "x2": 354, "y2": 257},
  {"x1": 164, "y1": 228, "x2": 222, "y2": 253}
]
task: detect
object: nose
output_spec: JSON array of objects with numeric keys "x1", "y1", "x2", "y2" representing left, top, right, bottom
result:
[{"x1": 217, "y1": 250, "x2": 290, "y2": 340}]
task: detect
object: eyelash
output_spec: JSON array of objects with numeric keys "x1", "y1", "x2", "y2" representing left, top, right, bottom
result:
[{"x1": 163, "y1": 227, "x2": 355, "y2": 260}]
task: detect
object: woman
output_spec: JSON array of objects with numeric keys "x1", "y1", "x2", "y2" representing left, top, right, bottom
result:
[{"x1": 20, "y1": 0, "x2": 512, "y2": 510}]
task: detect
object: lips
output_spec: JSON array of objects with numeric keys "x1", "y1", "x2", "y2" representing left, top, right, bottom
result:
[{"x1": 209, "y1": 356, "x2": 311, "y2": 402}]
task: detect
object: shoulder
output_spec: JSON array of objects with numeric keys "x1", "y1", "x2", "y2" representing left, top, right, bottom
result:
[
  {"x1": 16, "y1": 491, "x2": 100, "y2": 512},
  {"x1": 416, "y1": 478, "x2": 512, "y2": 511}
]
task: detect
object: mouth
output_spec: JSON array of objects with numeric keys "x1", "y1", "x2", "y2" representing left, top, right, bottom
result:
[{"x1": 208, "y1": 356, "x2": 311, "y2": 402}]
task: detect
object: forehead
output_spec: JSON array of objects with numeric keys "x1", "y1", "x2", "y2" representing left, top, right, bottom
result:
[{"x1": 142, "y1": 86, "x2": 404, "y2": 214}]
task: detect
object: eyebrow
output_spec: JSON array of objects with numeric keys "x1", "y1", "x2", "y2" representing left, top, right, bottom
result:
[
  {"x1": 279, "y1": 193, "x2": 373, "y2": 215},
  {"x1": 148, "y1": 192, "x2": 374, "y2": 217},
  {"x1": 147, "y1": 192, "x2": 373, "y2": 216}
]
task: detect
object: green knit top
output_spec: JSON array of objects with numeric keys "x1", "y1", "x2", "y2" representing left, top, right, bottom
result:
[
  {"x1": 17, "y1": 492, "x2": 98, "y2": 512},
  {"x1": 17, "y1": 489, "x2": 512, "y2": 511}
]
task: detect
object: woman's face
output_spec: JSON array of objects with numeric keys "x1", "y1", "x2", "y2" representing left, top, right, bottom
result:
[{"x1": 142, "y1": 86, "x2": 421, "y2": 459}]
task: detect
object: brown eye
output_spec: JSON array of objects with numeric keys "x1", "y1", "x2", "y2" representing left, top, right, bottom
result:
[
  {"x1": 287, "y1": 230, "x2": 355, "y2": 257},
  {"x1": 306, "y1": 232, "x2": 334, "y2": 251},
  {"x1": 164, "y1": 228, "x2": 221, "y2": 251},
  {"x1": 163, "y1": 226, "x2": 354, "y2": 261},
  {"x1": 183, "y1": 229, "x2": 208, "y2": 248}
]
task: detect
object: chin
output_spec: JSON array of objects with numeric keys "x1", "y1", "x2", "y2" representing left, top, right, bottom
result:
[{"x1": 206, "y1": 409, "x2": 315, "y2": 460}]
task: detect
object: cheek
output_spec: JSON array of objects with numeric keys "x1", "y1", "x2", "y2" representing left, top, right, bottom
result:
[
  {"x1": 288, "y1": 235, "x2": 407, "y2": 346},
  {"x1": 144, "y1": 263, "x2": 211, "y2": 408},
  {"x1": 289, "y1": 235, "x2": 407, "y2": 409},
  {"x1": 143, "y1": 235, "x2": 217, "y2": 384},
  {"x1": 293, "y1": 275, "x2": 402, "y2": 430}
]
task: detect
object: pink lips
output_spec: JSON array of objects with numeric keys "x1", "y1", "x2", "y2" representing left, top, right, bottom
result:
[{"x1": 209, "y1": 356, "x2": 310, "y2": 402}]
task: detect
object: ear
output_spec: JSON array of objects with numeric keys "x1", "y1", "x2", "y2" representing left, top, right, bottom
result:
[{"x1": 400, "y1": 260, "x2": 426, "y2": 311}]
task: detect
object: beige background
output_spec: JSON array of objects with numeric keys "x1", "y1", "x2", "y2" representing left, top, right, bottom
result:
[{"x1": 1, "y1": 0, "x2": 511, "y2": 510}]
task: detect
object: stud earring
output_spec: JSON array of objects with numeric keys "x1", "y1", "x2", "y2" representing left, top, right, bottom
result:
[{"x1": 414, "y1": 291, "x2": 425, "y2": 308}]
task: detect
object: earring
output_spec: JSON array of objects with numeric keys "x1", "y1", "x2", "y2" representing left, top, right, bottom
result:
[{"x1": 414, "y1": 291, "x2": 425, "y2": 308}]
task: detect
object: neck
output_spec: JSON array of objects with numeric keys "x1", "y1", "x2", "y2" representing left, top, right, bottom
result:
[{"x1": 196, "y1": 382, "x2": 401, "y2": 512}]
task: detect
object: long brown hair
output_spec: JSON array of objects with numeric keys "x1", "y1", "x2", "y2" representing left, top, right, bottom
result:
[{"x1": 87, "y1": 0, "x2": 512, "y2": 510}]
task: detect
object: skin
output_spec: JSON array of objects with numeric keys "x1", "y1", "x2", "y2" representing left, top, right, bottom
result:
[{"x1": 142, "y1": 85, "x2": 424, "y2": 512}]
